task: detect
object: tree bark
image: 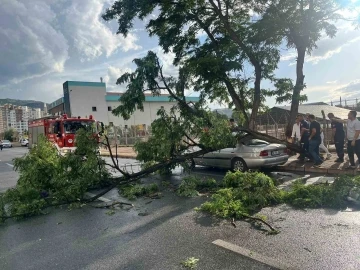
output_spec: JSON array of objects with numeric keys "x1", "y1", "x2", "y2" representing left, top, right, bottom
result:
[
  {"x1": 208, "y1": 0, "x2": 262, "y2": 131},
  {"x1": 287, "y1": 46, "x2": 306, "y2": 131},
  {"x1": 249, "y1": 65, "x2": 262, "y2": 130}
]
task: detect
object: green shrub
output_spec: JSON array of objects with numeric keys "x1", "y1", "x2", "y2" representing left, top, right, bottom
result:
[
  {"x1": 200, "y1": 188, "x2": 246, "y2": 218},
  {"x1": 177, "y1": 176, "x2": 200, "y2": 197},
  {"x1": 284, "y1": 176, "x2": 355, "y2": 209},
  {"x1": 2, "y1": 131, "x2": 110, "y2": 219},
  {"x1": 222, "y1": 171, "x2": 283, "y2": 211},
  {"x1": 119, "y1": 183, "x2": 159, "y2": 200}
]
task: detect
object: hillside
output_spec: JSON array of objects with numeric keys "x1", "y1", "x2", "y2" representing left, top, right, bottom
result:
[{"x1": 0, "y1": 98, "x2": 48, "y2": 109}]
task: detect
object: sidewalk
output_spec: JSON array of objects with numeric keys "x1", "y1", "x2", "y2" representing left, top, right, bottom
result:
[
  {"x1": 100, "y1": 146, "x2": 137, "y2": 159},
  {"x1": 276, "y1": 154, "x2": 360, "y2": 175}
]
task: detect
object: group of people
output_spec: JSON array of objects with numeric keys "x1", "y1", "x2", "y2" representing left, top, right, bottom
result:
[{"x1": 290, "y1": 111, "x2": 360, "y2": 169}]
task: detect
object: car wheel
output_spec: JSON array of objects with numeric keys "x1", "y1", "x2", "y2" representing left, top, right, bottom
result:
[
  {"x1": 231, "y1": 158, "x2": 247, "y2": 172},
  {"x1": 26, "y1": 143, "x2": 28, "y2": 147},
  {"x1": 184, "y1": 158, "x2": 195, "y2": 170}
]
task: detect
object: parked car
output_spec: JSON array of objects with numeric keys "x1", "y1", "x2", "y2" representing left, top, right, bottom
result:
[
  {"x1": 1, "y1": 140, "x2": 12, "y2": 148},
  {"x1": 186, "y1": 139, "x2": 289, "y2": 172},
  {"x1": 20, "y1": 139, "x2": 29, "y2": 147}
]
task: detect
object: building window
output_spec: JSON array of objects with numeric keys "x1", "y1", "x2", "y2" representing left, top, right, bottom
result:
[
  {"x1": 108, "y1": 106, "x2": 112, "y2": 111},
  {"x1": 92, "y1": 106, "x2": 97, "y2": 112}
]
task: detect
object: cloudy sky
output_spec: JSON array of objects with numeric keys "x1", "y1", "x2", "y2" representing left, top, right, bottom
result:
[{"x1": 0, "y1": 0, "x2": 360, "y2": 108}]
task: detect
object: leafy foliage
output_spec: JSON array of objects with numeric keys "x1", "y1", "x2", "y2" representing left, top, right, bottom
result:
[
  {"x1": 177, "y1": 176, "x2": 218, "y2": 197},
  {"x1": 2, "y1": 131, "x2": 109, "y2": 219},
  {"x1": 284, "y1": 176, "x2": 356, "y2": 209},
  {"x1": 119, "y1": 183, "x2": 159, "y2": 200},
  {"x1": 4, "y1": 129, "x2": 14, "y2": 141},
  {"x1": 102, "y1": 0, "x2": 285, "y2": 128},
  {"x1": 200, "y1": 172, "x2": 360, "y2": 223},
  {"x1": 181, "y1": 257, "x2": 199, "y2": 269},
  {"x1": 200, "y1": 171, "x2": 283, "y2": 218}
]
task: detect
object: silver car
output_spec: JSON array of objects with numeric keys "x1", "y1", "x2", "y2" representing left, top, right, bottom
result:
[
  {"x1": 187, "y1": 139, "x2": 289, "y2": 172},
  {"x1": 1, "y1": 140, "x2": 12, "y2": 148}
]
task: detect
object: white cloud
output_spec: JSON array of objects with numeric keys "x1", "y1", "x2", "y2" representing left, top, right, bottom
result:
[
  {"x1": 103, "y1": 66, "x2": 132, "y2": 86},
  {"x1": 305, "y1": 79, "x2": 360, "y2": 103},
  {"x1": 153, "y1": 47, "x2": 178, "y2": 76},
  {"x1": 62, "y1": 0, "x2": 141, "y2": 61},
  {"x1": 280, "y1": 51, "x2": 297, "y2": 61},
  {"x1": 326, "y1": 80, "x2": 338, "y2": 84},
  {"x1": 0, "y1": 0, "x2": 69, "y2": 85},
  {"x1": 306, "y1": 36, "x2": 360, "y2": 64}
]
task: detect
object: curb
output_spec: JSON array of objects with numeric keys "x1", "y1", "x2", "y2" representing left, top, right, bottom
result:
[
  {"x1": 275, "y1": 164, "x2": 360, "y2": 176},
  {"x1": 100, "y1": 153, "x2": 137, "y2": 159}
]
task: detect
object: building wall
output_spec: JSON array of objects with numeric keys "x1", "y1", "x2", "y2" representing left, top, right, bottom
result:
[
  {"x1": 48, "y1": 104, "x2": 65, "y2": 116},
  {"x1": 64, "y1": 81, "x2": 108, "y2": 122},
  {"x1": 106, "y1": 101, "x2": 176, "y2": 127},
  {"x1": 49, "y1": 81, "x2": 200, "y2": 129}
]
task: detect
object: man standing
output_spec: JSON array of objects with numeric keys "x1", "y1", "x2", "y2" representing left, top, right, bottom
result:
[
  {"x1": 298, "y1": 114, "x2": 310, "y2": 162},
  {"x1": 328, "y1": 113, "x2": 345, "y2": 162},
  {"x1": 308, "y1": 114, "x2": 323, "y2": 167},
  {"x1": 291, "y1": 116, "x2": 301, "y2": 144},
  {"x1": 0, "y1": 139, "x2": 2, "y2": 151},
  {"x1": 346, "y1": 111, "x2": 360, "y2": 169}
]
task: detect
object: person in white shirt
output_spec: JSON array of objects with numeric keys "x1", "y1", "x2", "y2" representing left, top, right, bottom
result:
[
  {"x1": 332, "y1": 110, "x2": 360, "y2": 169},
  {"x1": 319, "y1": 129, "x2": 332, "y2": 159},
  {"x1": 291, "y1": 116, "x2": 301, "y2": 144},
  {"x1": 346, "y1": 111, "x2": 360, "y2": 168}
]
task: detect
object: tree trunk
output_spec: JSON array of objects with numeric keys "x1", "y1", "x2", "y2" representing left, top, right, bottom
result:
[
  {"x1": 287, "y1": 46, "x2": 306, "y2": 131},
  {"x1": 249, "y1": 65, "x2": 262, "y2": 131},
  {"x1": 235, "y1": 127, "x2": 302, "y2": 153},
  {"x1": 223, "y1": 78, "x2": 249, "y2": 127}
]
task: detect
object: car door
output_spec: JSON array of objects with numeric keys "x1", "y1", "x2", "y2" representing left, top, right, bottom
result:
[{"x1": 213, "y1": 146, "x2": 238, "y2": 168}]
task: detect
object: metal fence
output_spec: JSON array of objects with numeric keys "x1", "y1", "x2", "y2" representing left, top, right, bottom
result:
[{"x1": 106, "y1": 125, "x2": 151, "y2": 146}]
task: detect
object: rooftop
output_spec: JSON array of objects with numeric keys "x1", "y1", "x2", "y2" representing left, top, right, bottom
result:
[{"x1": 275, "y1": 104, "x2": 360, "y2": 120}]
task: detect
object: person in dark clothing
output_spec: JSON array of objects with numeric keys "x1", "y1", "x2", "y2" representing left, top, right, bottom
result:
[
  {"x1": 328, "y1": 113, "x2": 345, "y2": 162},
  {"x1": 298, "y1": 114, "x2": 310, "y2": 161},
  {"x1": 0, "y1": 139, "x2": 2, "y2": 151},
  {"x1": 332, "y1": 110, "x2": 360, "y2": 169},
  {"x1": 308, "y1": 114, "x2": 323, "y2": 166}
]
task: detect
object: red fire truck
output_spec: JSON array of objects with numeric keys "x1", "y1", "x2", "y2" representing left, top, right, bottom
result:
[{"x1": 28, "y1": 114, "x2": 102, "y2": 155}]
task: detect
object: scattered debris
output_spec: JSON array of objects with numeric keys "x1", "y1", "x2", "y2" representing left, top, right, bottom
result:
[
  {"x1": 105, "y1": 210, "x2": 116, "y2": 216},
  {"x1": 181, "y1": 257, "x2": 199, "y2": 269},
  {"x1": 93, "y1": 201, "x2": 134, "y2": 209},
  {"x1": 231, "y1": 218, "x2": 236, "y2": 228},
  {"x1": 304, "y1": 248, "x2": 312, "y2": 253}
]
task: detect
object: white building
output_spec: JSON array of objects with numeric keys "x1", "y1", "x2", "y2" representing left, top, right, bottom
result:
[
  {"x1": 0, "y1": 104, "x2": 46, "y2": 137},
  {"x1": 48, "y1": 81, "x2": 199, "y2": 128}
]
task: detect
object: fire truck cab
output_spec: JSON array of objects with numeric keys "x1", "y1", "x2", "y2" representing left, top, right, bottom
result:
[{"x1": 28, "y1": 114, "x2": 102, "y2": 155}]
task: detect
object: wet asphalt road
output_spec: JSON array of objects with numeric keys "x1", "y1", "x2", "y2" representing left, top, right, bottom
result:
[
  {"x1": 0, "y1": 147, "x2": 27, "y2": 192},
  {"x1": 1, "y1": 148, "x2": 360, "y2": 269}
]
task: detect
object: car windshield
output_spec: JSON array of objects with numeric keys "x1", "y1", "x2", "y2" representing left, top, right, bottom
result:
[
  {"x1": 63, "y1": 121, "x2": 94, "y2": 134},
  {"x1": 3, "y1": 140, "x2": 10, "y2": 143},
  {"x1": 244, "y1": 139, "x2": 269, "y2": 146}
]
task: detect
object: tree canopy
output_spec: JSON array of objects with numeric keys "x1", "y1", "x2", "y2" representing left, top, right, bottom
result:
[{"x1": 103, "y1": 0, "x2": 285, "y2": 129}]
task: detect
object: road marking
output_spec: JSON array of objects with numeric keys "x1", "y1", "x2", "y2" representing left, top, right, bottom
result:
[
  {"x1": 212, "y1": 239, "x2": 297, "y2": 270},
  {"x1": 85, "y1": 192, "x2": 112, "y2": 202},
  {"x1": 6, "y1": 163, "x2": 14, "y2": 168}
]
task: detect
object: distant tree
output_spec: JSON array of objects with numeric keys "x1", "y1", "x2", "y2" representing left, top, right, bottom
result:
[
  {"x1": 4, "y1": 129, "x2": 14, "y2": 142},
  {"x1": 256, "y1": 0, "x2": 359, "y2": 129}
]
